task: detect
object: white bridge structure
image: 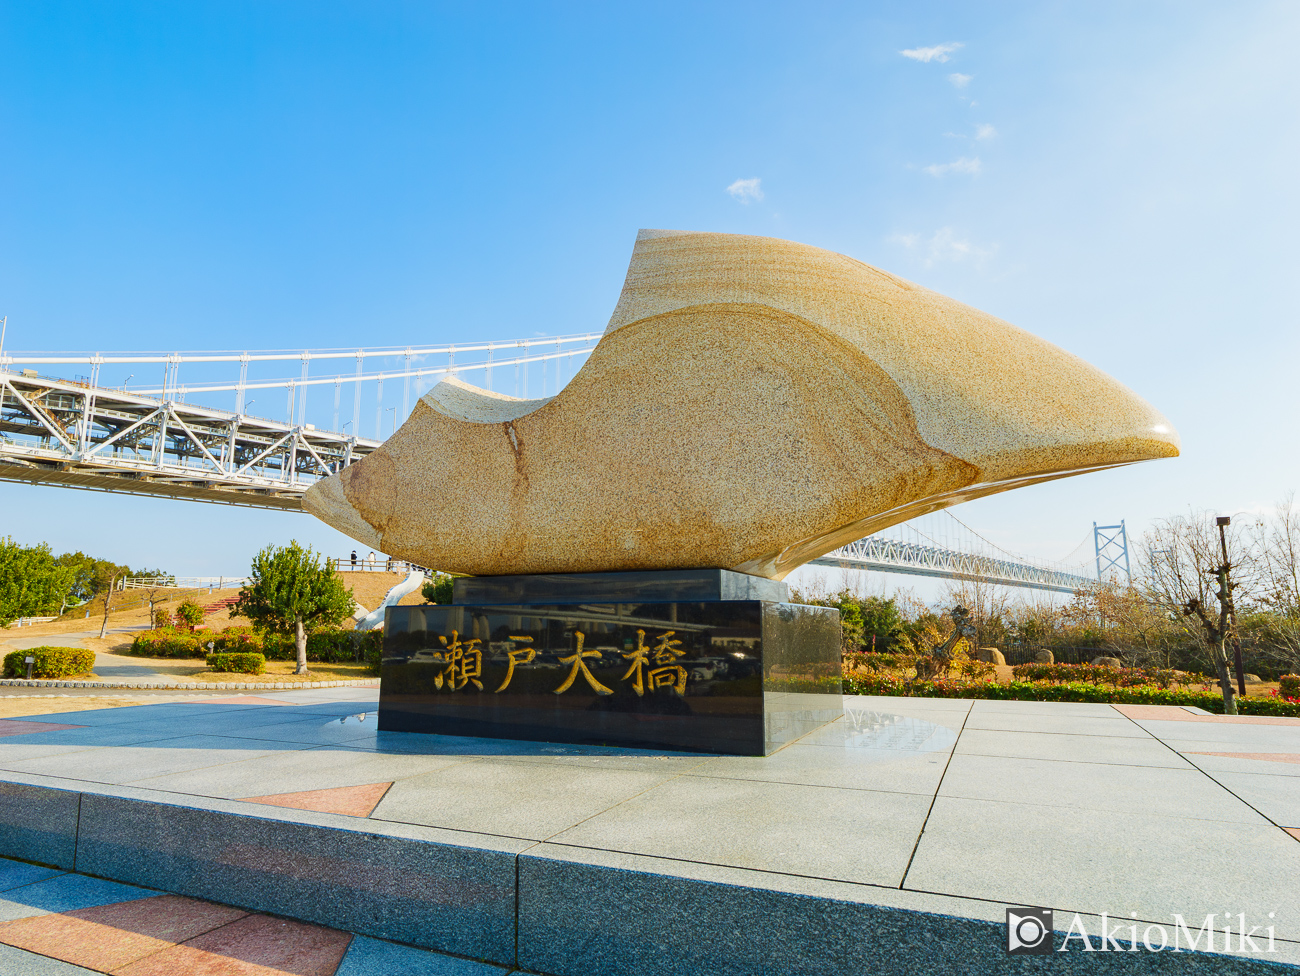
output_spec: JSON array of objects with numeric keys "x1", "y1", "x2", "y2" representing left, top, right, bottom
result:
[{"x1": 1, "y1": 333, "x2": 1102, "y2": 592}]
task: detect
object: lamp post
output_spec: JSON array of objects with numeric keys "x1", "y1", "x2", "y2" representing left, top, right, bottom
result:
[{"x1": 1216, "y1": 516, "x2": 1247, "y2": 697}]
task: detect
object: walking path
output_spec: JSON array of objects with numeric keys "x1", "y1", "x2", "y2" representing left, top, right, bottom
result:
[{"x1": 0, "y1": 690, "x2": 1297, "y2": 972}]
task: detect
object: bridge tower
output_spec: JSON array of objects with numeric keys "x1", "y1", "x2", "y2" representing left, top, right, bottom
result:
[{"x1": 1093, "y1": 521, "x2": 1131, "y2": 582}]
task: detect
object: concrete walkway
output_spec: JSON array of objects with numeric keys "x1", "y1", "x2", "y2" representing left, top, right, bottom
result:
[{"x1": 0, "y1": 692, "x2": 1297, "y2": 973}]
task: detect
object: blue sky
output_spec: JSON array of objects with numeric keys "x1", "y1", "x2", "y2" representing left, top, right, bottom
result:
[{"x1": 1, "y1": 1, "x2": 1297, "y2": 586}]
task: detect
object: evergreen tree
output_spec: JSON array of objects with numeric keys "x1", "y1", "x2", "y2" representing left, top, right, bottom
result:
[{"x1": 232, "y1": 541, "x2": 354, "y2": 673}]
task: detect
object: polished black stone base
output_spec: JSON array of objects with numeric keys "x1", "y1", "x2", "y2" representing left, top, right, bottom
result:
[{"x1": 379, "y1": 571, "x2": 842, "y2": 756}]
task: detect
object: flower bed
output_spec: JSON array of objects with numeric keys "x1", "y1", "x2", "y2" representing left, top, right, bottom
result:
[
  {"x1": 1010, "y1": 662, "x2": 1210, "y2": 689},
  {"x1": 843, "y1": 671, "x2": 1300, "y2": 717}
]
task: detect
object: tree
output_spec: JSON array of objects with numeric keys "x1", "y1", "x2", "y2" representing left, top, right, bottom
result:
[
  {"x1": 98, "y1": 571, "x2": 124, "y2": 639},
  {"x1": 0, "y1": 537, "x2": 76, "y2": 626},
  {"x1": 232, "y1": 541, "x2": 355, "y2": 674}
]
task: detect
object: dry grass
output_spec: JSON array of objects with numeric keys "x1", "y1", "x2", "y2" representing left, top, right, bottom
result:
[{"x1": 199, "y1": 661, "x2": 374, "y2": 683}]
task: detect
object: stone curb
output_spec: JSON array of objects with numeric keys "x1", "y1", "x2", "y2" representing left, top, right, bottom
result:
[{"x1": 0, "y1": 678, "x2": 380, "y2": 691}]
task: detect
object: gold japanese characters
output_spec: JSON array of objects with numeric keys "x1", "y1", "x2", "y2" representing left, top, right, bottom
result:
[
  {"x1": 410, "y1": 627, "x2": 691, "y2": 697},
  {"x1": 303, "y1": 229, "x2": 1180, "y2": 579}
]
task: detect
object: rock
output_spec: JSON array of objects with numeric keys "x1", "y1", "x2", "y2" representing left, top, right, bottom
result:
[
  {"x1": 973, "y1": 647, "x2": 1006, "y2": 666},
  {"x1": 1033, "y1": 650, "x2": 1054, "y2": 664},
  {"x1": 1091, "y1": 656, "x2": 1122, "y2": 668},
  {"x1": 304, "y1": 230, "x2": 1181, "y2": 579},
  {"x1": 1244, "y1": 674, "x2": 1263, "y2": 683}
]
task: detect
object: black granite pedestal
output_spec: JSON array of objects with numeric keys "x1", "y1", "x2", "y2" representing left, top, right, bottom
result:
[{"x1": 378, "y1": 569, "x2": 842, "y2": 756}]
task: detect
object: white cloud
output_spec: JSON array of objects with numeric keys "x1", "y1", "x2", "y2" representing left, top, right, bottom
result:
[
  {"x1": 899, "y1": 42, "x2": 962, "y2": 63},
  {"x1": 974, "y1": 123, "x2": 997, "y2": 140},
  {"x1": 893, "y1": 227, "x2": 997, "y2": 268},
  {"x1": 726, "y1": 177, "x2": 764, "y2": 204},
  {"x1": 948, "y1": 72, "x2": 972, "y2": 88},
  {"x1": 922, "y1": 156, "x2": 981, "y2": 177}
]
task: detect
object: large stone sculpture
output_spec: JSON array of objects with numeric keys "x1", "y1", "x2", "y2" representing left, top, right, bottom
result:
[{"x1": 304, "y1": 229, "x2": 1179, "y2": 580}]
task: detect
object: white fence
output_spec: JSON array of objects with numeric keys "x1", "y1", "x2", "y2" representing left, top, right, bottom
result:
[{"x1": 120, "y1": 577, "x2": 250, "y2": 590}]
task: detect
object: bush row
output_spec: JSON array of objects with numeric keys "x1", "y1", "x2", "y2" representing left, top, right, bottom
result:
[
  {"x1": 842, "y1": 672, "x2": 1300, "y2": 717},
  {"x1": 1009, "y1": 662, "x2": 1210, "y2": 689},
  {"x1": 129, "y1": 627, "x2": 382, "y2": 663},
  {"x1": 205, "y1": 652, "x2": 266, "y2": 675},
  {"x1": 843, "y1": 651, "x2": 997, "y2": 682},
  {"x1": 1280, "y1": 675, "x2": 1300, "y2": 699},
  {"x1": 3, "y1": 646, "x2": 96, "y2": 679}
]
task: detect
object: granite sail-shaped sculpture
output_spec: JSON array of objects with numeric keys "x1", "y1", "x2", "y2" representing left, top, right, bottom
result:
[
  {"x1": 305, "y1": 229, "x2": 1179, "y2": 576},
  {"x1": 303, "y1": 230, "x2": 1179, "y2": 755}
]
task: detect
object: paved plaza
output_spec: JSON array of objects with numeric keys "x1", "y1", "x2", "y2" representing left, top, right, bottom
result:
[{"x1": 0, "y1": 689, "x2": 1298, "y2": 973}]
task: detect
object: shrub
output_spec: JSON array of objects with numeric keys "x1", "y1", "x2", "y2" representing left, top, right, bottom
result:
[
  {"x1": 174, "y1": 600, "x2": 205, "y2": 631},
  {"x1": 842, "y1": 671, "x2": 1300, "y2": 717},
  {"x1": 1010, "y1": 662, "x2": 1209, "y2": 689},
  {"x1": 4, "y1": 646, "x2": 96, "y2": 679},
  {"x1": 1280, "y1": 675, "x2": 1300, "y2": 701},
  {"x1": 206, "y1": 652, "x2": 266, "y2": 675},
  {"x1": 422, "y1": 573, "x2": 454, "y2": 605},
  {"x1": 128, "y1": 630, "x2": 204, "y2": 658},
  {"x1": 211, "y1": 627, "x2": 263, "y2": 654}
]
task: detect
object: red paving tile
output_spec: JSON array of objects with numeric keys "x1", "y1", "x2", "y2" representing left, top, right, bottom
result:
[
  {"x1": 1187, "y1": 752, "x2": 1300, "y2": 765},
  {"x1": 0, "y1": 718, "x2": 84, "y2": 737},
  {"x1": 0, "y1": 895, "x2": 247, "y2": 972},
  {"x1": 115, "y1": 913, "x2": 352, "y2": 976},
  {"x1": 241, "y1": 782, "x2": 393, "y2": 817},
  {"x1": 1114, "y1": 704, "x2": 1300, "y2": 725},
  {"x1": 1287, "y1": 828, "x2": 1300, "y2": 842}
]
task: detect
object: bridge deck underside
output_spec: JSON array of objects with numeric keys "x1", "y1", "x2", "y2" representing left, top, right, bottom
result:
[{"x1": 0, "y1": 457, "x2": 305, "y2": 510}]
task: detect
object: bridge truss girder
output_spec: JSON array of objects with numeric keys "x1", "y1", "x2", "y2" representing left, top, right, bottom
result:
[
  {"x1": 0, "y1": 373, "x2": 378, "y2": 509},
  {"x1": 810, "y1": 536, "x2": 1099, "y2": 594}
]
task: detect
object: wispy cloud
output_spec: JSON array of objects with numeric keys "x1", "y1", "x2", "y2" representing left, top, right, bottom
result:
[
  {"x1": 948, "y1": 72, "x2": 972, "y2": 88},
  {"x1": 899, "y1": 42, "x2": 962, "y2": 63},
  {"x1": 974, "y1": 123, "x2": 997, "y2": 140},
  {"x1": 922, "y1": 156, "x2": 981, "y2": 177},
  {"x1": 892, "y1": 227, "x2": 997, "y2": 268},
  {"x1": 726, "y1": 177, "x2": 764, "y2": 204}
]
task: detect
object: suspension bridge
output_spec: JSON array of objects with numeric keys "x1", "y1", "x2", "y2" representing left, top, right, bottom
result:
[{"x1": 0, "y1": 333, "x2": 1116, "y2": 592}]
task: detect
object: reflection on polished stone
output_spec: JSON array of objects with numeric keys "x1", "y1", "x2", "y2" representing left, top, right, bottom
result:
[
  {"x1": 838, "y1": 710, "x2": 958, "y2": 754},
  {"x1": 379, "y1": 593, "x2": 841, "y2": 756}
]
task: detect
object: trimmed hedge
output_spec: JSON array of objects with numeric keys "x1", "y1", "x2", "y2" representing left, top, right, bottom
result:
[
  {"x1": 131, "y1": 626, "x2": 382, "y2": 664},
  {"x1": 4, "y1": 646, "x2": 96, "y2": 679},
  {"x1": 843, "y1": 672, "x2": 1300, "y2": 717},
  {"x1": 206, "y1": 652, "x2": 266, "y2": 675},
  {"x1": 1010, "y1": 662, "x2": 1210, "y2": 689},
  {"x1": 129, "y1": 630, "x2": 207, "y2": 658}
]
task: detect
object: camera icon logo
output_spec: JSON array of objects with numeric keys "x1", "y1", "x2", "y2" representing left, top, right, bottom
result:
[{"x1": 1006, "y1": 906, "x2": 1053, "y2": 954}]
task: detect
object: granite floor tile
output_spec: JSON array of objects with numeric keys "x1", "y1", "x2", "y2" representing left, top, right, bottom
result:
[
  {"x1": 969, "y1": 700, "x2": 1125, "y2": 717},
  {"x1": 335, "y1": 935, "x2": 507, "y2": 975},
  {"x1": 550, "y1": 775, "x2": 931, "y2": 886},
  {"x1": 1200, "y1": 770, "x2": 1300, "y2": 826},
  {"x1": 0, "y1": 859, "x2": 63, "y2": 892},
  {"x1": 904, "y1": 795, "x2": 1300, "y2": 940},
  {"x1": 0, "y1": 894, "x2": 247, "y2": 972},
  {"x1": 0, "y1": 735, "x2": 320, "y2": 786},
  {"x1": 0, "y1": 874, "x2": 158, "y2": 922},
  {"x1": 961, "y1": 712, "x2": 1151, "y2": 737},
  {"x1": 1153, "y1": 727, "x2": 1300, "y2": 750},
  {"x1": 952, "y1": 728, "x2": 1193, "y2": 768},
  {"x1": 1181, "y1": 752, "x2": 1300, "y2": 778},
  {"x1": 115, "y1": 913, "x2": 352, "y2": 976},
  {"x1": 0, "y1": 944, "x2": 100, "y2": 975},
  {"x1": 370, "y1": 760, "x2": 679, "y2": 839},
  {"x1": 937, "y1": 753, "x2": 1266, "y2": 823},
  {"x1": 798, "y1": 709, "x2": 962, "y2": 752},
  {"x1": 132, "y1": 745, "x2": 474, "y2": 799},
  {"x1": 681, "y1": 741, "x2": 950, "y2": 795}
]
